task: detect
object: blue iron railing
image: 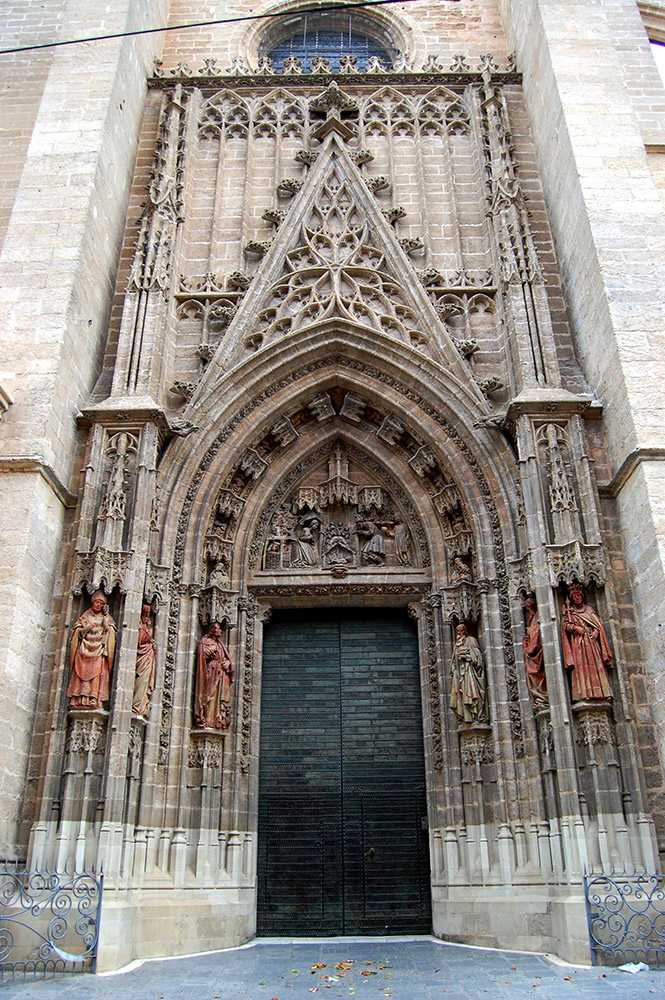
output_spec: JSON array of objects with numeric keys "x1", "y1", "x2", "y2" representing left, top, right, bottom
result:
[
  {"x1": 0, "y1": 866, "x2": 103, "y2": 985},
  {"x1": 583, "y1": 870, "x2": 665, "y2": 967}
]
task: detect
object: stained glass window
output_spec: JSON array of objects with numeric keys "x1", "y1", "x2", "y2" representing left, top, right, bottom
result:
[{"x1": 266, "y1": 14, "x2": 393, "y2": 71}]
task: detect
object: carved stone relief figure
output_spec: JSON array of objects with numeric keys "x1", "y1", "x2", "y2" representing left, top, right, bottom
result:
[
  {"x1": 521, "y1": 593, "x2": 547, "y2": 708},
  {"x1": 356, "y1": 519, "x2": 386, "y2": 564},
  {"x1": 291, "y1": 516, "x2": 320, "y2": 567},
  {"x1": 450, "y1": 554, "x2": 473, "y2": 583},
  {"x1": 257, "y1": 443, "x2": 415, "y2": 573},
  {"x1": 132, "y1": 603, "x2": 157, "y2": 718},
  {"x1": 561, "y1": 584, "x2": 613, "y2": 702},
  {"x1": 323, "y1": 522, "x2": 356, "y2": 568},
  {"x1": 450, "y1": 623, "x2": 489, "y2": 725},
  {"x1": 67, "y1": 591, "x2": 117, "y2": 711},
  {"x1": 393, "y1": 521, "x2": 412, "y2": 565},
  {"x1": 195, "y1": 623, "x2": 234, "y2": 730}
]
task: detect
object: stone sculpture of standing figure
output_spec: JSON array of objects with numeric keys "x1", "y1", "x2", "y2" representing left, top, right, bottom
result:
[
  {"x1": 522, "y1": 593, "x2": 548, "y2": 707},
  {"x1": 132, "y1": 603, "x2": 157, "y2": 717},
  {"x1": 561, "y1": 584, "x2": 613, "y2": 702},
  {"x1": 195, "y1": 622, "x2": 235, "y2": 730},
  {"x1": 67, "y1": 591, "x2": 117, "y2": 711},
  {"x1": 450, "y1": 623, "x2": 489, "y2": 725}
]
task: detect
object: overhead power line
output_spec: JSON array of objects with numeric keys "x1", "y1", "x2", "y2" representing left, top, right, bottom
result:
[{"x1": 0, "y1": 0, "x2": 447, "y2": 56}]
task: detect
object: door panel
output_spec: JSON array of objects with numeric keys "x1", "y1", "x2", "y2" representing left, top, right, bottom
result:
[{"x1": 257, "y1": 610, "x2": 431, "y2": 936}]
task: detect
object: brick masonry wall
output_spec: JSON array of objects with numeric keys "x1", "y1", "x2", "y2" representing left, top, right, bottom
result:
[
  {"x1": 161, "y1": 0, "x2": 508, "y2": 68},
  {"x1": 502, "y1": 0, "x2": 665, "y2": 788},
  {"x1": 0, "y1": 0, "x2": 167, "y2": 859}
]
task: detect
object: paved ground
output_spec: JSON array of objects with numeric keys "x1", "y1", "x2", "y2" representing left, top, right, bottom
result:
[{"x1": 3, "y1": 938, "x2": 663, "y2": 999}]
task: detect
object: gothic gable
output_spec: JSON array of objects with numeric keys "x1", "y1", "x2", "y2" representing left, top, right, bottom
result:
[{"x1": 191, "y1": 132, "x2": 485, "y2": 406}]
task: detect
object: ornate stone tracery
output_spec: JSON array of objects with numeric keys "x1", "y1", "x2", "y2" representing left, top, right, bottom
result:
[{"x1": 22, "y1": 40, "x2": 664, "y2": 972}]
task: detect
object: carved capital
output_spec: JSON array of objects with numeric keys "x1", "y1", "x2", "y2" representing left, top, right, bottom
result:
[
  {"x1": 188, "y1": 730, "x2": 225, "y2": 768},
  {"x1": 72, "y1": 547, "x2": 133, "y2": 595},
  {"x1": 459, "y1": 725, "x2": 494, "y2": 766},
  {"x1": 66, "y1": 712, "x2": 107, "y2": 753},
  {"x1": 509, "y1": 553, "x2": 533, "y2": 596},
  {"x1": 438, "y1": 582, "x2": 484, "y2": 622},
  {"x1": 545, "y1": 540, "x2": 606, "y2": 588},
  {"x1": 144, "y1": 559, "x2": 171, "y2": 606},
  {"x1": 573, "y1": 702, "x2": 614, "y2": 747},
  {"x1": 198, "y1": 586, "x2": 239, "y2": 628}
]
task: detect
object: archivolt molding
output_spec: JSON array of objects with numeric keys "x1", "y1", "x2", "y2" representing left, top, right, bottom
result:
[{"x1": 155, "y1": 347, "x2": 522, "y2": 763}]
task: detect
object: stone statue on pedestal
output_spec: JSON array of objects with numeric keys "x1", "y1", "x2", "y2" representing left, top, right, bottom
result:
[
  {"x1": 67, "y1": 591, "x2": 117, "y2": 711},
  {"x1": 561, "y1": 584, "x2": 613, "y2": 702},
  {"x1": 450, "y1": 623, "x2": 489, "y2": 725},
  {"x1": 522, "y1": 594, "x2": 548, "y2": 707},
  {"x1": 132, "y1": 603, "x2": 157, "y2": 717},
  {"x1": 194, "y1": 623, "x2": 234, "y2": 730}
]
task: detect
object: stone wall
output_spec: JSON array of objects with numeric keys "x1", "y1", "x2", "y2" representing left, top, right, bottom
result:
[
  {"x1": 0, "y1": 0, "x2": 168, "y2": 860},
  {"x1": 501, "y1": 0, "x2": 665, "y2": 795}
]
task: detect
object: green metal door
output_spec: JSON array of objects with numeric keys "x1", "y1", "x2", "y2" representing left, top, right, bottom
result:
[{"x1": 257, "y1": 609, "x2": 431, "y2": 935}]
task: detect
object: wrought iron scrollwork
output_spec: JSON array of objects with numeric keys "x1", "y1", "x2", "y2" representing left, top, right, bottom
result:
[
  {"x1": 584, "y1": 870, "x2": 665, "y2": 967},
  {"x1": 0, "y1": 867, "x2": 103, "y2": 984}
]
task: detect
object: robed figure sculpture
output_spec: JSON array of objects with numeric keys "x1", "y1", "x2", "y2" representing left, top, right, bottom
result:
[
  {"x1": 450, "y1": 623, "x2": 489, "y2": 725},
  {"x1": 67, "y1": 591, "x2": 117, "y2": 710},
  {"x1": 522, "y1": 594, "x2": 548, "y2": 707},
  {"x1": 561, "y1": 584, "x2": 613, "y2": 702},
  {"x1": 194, "y1": 622, "x2": 235, "y2": 730},
  {"x1": 132, "y1": 603, "x2": 157, "y2": 717}
]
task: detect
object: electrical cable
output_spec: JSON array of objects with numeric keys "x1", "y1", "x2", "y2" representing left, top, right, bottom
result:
[{"x1": 0, "y1": 0, "x2": 450, "y2": 57}]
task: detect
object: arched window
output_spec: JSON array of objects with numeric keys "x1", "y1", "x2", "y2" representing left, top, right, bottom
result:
[{"x1": 264, "y1": 12, "x2": 395, "y2": 71}]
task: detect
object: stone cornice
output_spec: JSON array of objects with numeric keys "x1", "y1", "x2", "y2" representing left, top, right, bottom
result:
[
  {"x1": 0, "y1": 455, "x2": 77, "y2": 508},
  {"x1": 147, "y1": 70, "x2": 521, "y2": 91},
  {"x1": 598, "y1": 446, "x2": 665, "y2": 499}
]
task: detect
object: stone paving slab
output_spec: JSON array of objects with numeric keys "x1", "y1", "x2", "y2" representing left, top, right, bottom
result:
[{"x1": 3, "y1": 938, "x2": 664, "y2": 1000}]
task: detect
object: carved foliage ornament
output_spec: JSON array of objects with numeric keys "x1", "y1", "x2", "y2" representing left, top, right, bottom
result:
[
  {"x1": 248, "y1": 441, "x2": 429, "y2": 574},
  {"x1": 160, "y1": 356, "x2": 523, "y2": 761}
]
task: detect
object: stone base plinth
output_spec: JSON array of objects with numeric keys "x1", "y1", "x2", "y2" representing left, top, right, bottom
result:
[
  {"x1": 96, "y1": 886, "x2": 255, "y2": 972},
  {"x1": 431, "y1": 884, "x2": 590, "y2": 964}
]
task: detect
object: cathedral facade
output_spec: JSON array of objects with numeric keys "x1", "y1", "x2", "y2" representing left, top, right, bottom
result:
[{"x1": 2, "y1": 0, "x2": 665, "y2": 971}]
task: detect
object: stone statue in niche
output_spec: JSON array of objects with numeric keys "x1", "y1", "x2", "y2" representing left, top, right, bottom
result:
[
  {"x1": 195, "y1": 622, "x2": 234, "y2": 730},
  {"x1": 355, "y1": 519, "x2": 386, "y2": 565},
  {"x1": 291, "y1": 516, "x2": 320, "y2": 567},
  {"x1": 132, "y1": 603, "x2": 157, "y2": 718},
  {"x1": 67, "y1": 591, "x2": 117, "y2": 711},
  {"x1": 450, "y1": 554, "x2": 473, "y2": 584},
  {"x1": 561, "y1": 584, "x2": 613, "y2": 702},
  {"x1": 522, "y1": 593, "x2": 548, "y2": 708},
  {"x1": 449, "y1": 623, "x2": 489, "y2": 725}
]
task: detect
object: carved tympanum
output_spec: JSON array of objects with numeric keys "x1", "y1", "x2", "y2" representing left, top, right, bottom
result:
[
  {"x1": 260, "y1": 443, "x2": 415, "y2": 573},
  {"x1": 132, "y1": 603, "x2": 157, "y2": 718},
  {"x1": 67, "y1": 592, "x2": 117, "y2": 711},
  {"x1": 450, "y1": 623, "x2": 489, "y2": 725},
  {"x1": 522, "y1": 593, "x2": 547, "y2": 708},
  {"x1": 194, "y1": 623, "x2": 235, "y2": 730},
  {"x1": 561, "y1": 584, "x2": 613, "y2": 702}
]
